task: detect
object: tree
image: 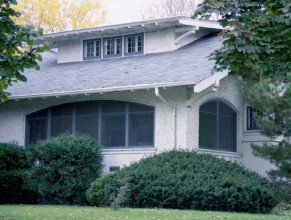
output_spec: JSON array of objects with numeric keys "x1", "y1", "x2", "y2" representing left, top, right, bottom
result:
[
  {"x1": 194, "y1": 0, "x2": 291, "y2": 198},
  {"x1": 12, "y1": 0, "x2": 106, "y2": 33},
  {"x1": 0, "y1": 0, "x2": 46, "y2": 104},
  {"x1": 142, "y1": 0, "x2": 199, "y2": 20}
]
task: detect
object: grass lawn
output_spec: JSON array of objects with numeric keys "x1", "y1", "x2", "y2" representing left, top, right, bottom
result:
[{"x1": 0, "y1": 205, "x2": 290, "y2": 220}]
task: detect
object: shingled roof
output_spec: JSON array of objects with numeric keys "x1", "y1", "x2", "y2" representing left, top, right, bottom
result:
[{"x1": 8, "y1": 34, "x2": 222, "y2": 100}]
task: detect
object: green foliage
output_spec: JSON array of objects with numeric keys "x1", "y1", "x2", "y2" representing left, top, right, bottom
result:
[
  {"x1": 0, "y1": 0, "x2": 47, "y2": 103},
  {"x1": 0, "y1": 142, "x2": 34, "y2": 204},
  {"x1": 25, "y1": 133, "x2": 102, "y2": 205},
  {"x1": 88, "y1": 150, "x2": 279, "y2": 213},
  {"x1": 194, "y1": 0, "x2": 290, "y2": 80},
  {"x1": 86, "y1": 174, "x2": 115, "y2": 207},
  {"x1": 194, "y1": 0, "x2": 291, "y2": 195}
]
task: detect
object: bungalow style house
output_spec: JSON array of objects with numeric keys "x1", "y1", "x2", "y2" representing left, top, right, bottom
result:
[{"x1": 0, "y1": 17, "x2": 273, "y2": 175}]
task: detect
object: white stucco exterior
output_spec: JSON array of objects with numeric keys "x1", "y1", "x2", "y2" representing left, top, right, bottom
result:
[
  {"x1": 0, "y1": 76, "x2": 273, "y2": 175},
  {"x1": 57, "y1": 27, "x2": 211, "y2": 64}
]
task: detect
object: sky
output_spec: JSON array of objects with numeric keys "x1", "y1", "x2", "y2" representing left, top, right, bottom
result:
[{"x1": 102, "y1": 0, "x2": 157, "y2": 24}]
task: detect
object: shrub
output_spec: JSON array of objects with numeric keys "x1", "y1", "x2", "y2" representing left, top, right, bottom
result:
[
  {"x1": 0, "y1": 142, "x2": 33, "y2": 204},
  {"x1": 25, "y1": 133, "x2": 102, "y2": 205},
  {"x1": 88, "y1": 150, "x2": 279, "y2": 213},
  {"x1": 86, "y1": 174, "x2": 115, "y2": 206}
]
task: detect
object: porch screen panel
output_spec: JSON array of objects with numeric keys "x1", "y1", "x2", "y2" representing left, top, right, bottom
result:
[
  {"x1": 26, "y1": 101, "x2": 155, "y2": 148},
  {"x1": 51, "y1": 104, "x2": 73, "y2": 137},
  {"x1": 199, "y1": 100, "x2": 237, "y2": 152},
  {"x1": 199, "y1": 112, "x2": 217, "y2": 149},
  {"x1": 219, "y1": 102, "x2": 237, "y2": 152},
  {"x1": 76, "y1": 102, "x2": 98, "y2": 140},
  {"x1": 27, "y1": 109, "x2": 48, "y2": 144},
  {"x1": 129, "y1": 103, "x2": 154, "y2": 146},
  {"x1": 101, "y1": 101, "x2": 126, "y2": 147}
]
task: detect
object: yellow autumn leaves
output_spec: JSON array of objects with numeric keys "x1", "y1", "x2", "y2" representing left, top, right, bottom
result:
[{"x1": 12, "y1": 0, "x2": 106, "y2": 33}]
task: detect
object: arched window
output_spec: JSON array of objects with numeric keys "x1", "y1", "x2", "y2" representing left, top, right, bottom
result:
[
  {"x1": 199, "y1": 100, "x2": 237, "y2": 152},
  {"x1": 26, "y1": 101, "x2": 154, "y2": 148}
]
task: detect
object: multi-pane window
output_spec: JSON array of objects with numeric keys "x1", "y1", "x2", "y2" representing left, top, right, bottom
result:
[
  {"x1": 83, "y1": 39, "x2": 101, "y2": 60},
  {"x1": 124, "y1": 34, "x2": 144, "y2": 55},
  {"x1": 247, "y1": 107, "x2": 262, "y2": 130},
  {"x1": 103, "y1": 37, "x2": 122, "y2": 57},
  {"x1": 26, "y1": 101, "x2": 154, "y2": 148},
  {"x1": 199, "y1": 100, "x2": 237, "y2": 152}
]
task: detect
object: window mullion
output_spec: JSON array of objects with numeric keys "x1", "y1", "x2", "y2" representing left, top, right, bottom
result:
[
  {"x1": 216, "y1": 101, "x2": 219, "y2": 149},
  {"x1": 125, "y1": 103, "x2": 129, "y2": 147},
  {"x1": 47, "y1": 108, "x2": 51, "y2": 138},
  {"x1": 98, "y1": 103, "x2": 102, "y2": 146},
  {"x1": 72, "y1": 104, "x2": 76, "y2": 134}
]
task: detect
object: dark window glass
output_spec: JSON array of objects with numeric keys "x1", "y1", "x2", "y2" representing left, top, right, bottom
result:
[
  {"x1": 26, "y1": 101, "x2": 154, "y2": 148},
  {"x1": 27, "y1": 118, "x2": 47, "y2": 144},
  {"x1": 102, "y1": 101, "x2": 125, "y2": 114},
  {"x1": 51, "y1": 117, "x2": 72, "y2": 137},
  {"x1": 51, "y1": 104, "x2": 73, "y2": 136},
  {"x1": 102, "y1": 114, "x2": 125, "y2": 147},
  {"x1": 51, "y1": 104, "x2": 73, "y2": 117},
  {"x1": 28, "y1": 109, "x2": 48, "y2": 119},
  {"x1": 199, "y1": 100, "x2": 236, "y2": 152},
  {"x1": 199, "y1": 112, "x2": 217, "y2": 149},
  {"x1": 247, "y1": 107, "x2": 262, "y2": 130},
  {"x1": 129, "y1": 113, "x2": 154, "y2": 146},
  {"x1": 76, "y1": 102, "x2": 98, "y2": 140},
  {"x1": 129, "y1": 103, "x2": 153, "y2": 112}
]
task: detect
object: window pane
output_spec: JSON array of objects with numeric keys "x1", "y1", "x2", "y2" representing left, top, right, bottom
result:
[
  {"x1": 102, "y1": 101, "x2": 125, "y2": 114},
  {"x1": 219, "y1": 102, "x2": 236, "y2": 117},
  {"x1": 104, "y1": 37, "x2": 121, "y2": 56},
  {"x1": 101, "y1": 114, "x2": 125, "y2": 147},
  {"x1": 200, "y1": 101, "x2": 217, "y2": 114},
  {"x1": 129, "y1": 113, "x2": 154, "y2": 146},
  {"x1": 51, "y1": 117, "x2": 72, "y2": 137},
  {"x1": 129, "y1": 103, "x2": 153, "y2": 112},
  {"x1": 76, "y1": 115, "x2": 98, "y2": 140},
  {"x1": 76, "y1": 102, "x2": 98, "y2": 116},
  {"x1": 51, "y1": 104, "x2": 73, "y2": 117},
  {"x1": 199, "y1": 112, "x2": 217, "y2": 150},
  {"x1": 28, "y1": 109, "x2": 48, "y2": 119},
  {"x1": 219, "y1": 115, "x2": 236, "y2": 152},
  {"x1": 28, "y1": 119, "x2": 47, "y2": 144}
]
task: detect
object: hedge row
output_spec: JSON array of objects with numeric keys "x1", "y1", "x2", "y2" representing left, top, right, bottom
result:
[{"x1": 87, "y1": 150, "x2": 279, "y2": 213}]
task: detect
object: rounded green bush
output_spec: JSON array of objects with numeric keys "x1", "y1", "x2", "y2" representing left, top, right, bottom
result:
[
  {"x1": 86, "y1": 174, "x2": 116, "y2": 206},
  {"x1": 88, "y1": 150, "x2": 279, "y2": 213},
  {"x1": 0, "y1": 142, "x2": 32, "y2": 204},
  {"x1": 26, "y1": 133, "x2": 102, "y2": 205}
]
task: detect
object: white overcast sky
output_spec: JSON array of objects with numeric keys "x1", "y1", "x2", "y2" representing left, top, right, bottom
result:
[{"x1": 102, "y1": 0, "x2": 158, "y2": 24}]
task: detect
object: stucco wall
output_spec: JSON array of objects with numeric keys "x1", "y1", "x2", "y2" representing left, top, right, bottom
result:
[
  {"x1": 56, "y1": 28, "x2": 210, "y2": 64},
  {"x1": 58, "y1": 39, "x2": 82, "y2": 63},
  {"x1": 0, "y1": 76, "x2": 273, "y2": 175}
]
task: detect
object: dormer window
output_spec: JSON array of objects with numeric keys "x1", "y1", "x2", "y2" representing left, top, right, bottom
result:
[
  {"x1": 103, "y1": 36, "x2": 122, "y2": 57},
  {"x1": 83, "y1": 39, "x2": 101, "y2": 60},
  {"x1": 124, "y1": 34, "x2": 144, "y2": 55},
  {"x1": 83, "y1": 34, "x2": 144, "y2": 61}
]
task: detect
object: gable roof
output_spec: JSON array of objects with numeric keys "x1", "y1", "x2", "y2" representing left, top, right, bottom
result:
[{"x1": 8, "y1": 34, "x2": 222, "y2": 100}]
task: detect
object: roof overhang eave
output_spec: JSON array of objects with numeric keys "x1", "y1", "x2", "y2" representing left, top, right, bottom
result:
[
  {"x1": 35, "y1": 17, "x2": 223, "y2": 45},
  {"x1": 9, "y1": 80, "x2": 198, "y2": 101}
]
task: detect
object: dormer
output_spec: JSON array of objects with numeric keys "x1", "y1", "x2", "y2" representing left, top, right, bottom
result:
[{"x1": 35, "y1": 17, "x2": 222, "y2": 64}]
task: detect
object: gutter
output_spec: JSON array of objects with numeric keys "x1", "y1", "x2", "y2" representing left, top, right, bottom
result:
[{"x1": 9, "y1": 80, "x2": 197, "y2": 101}]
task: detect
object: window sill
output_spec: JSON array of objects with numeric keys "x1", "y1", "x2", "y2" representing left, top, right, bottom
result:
[
  {"x1": 102, "y1": 147, "x2": 157, "y2": 155},
  {"x1": 197, "y1": 148, "x2": 242, "y2": 158}
]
